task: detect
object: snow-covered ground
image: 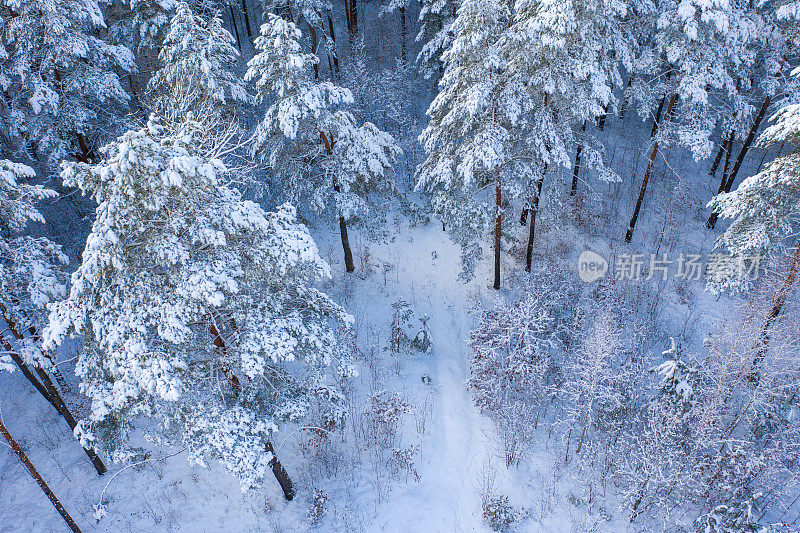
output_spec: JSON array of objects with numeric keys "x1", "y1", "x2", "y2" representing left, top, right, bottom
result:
[{"x1": 0, "y1": 104, "x2": 793, "y2": 532}]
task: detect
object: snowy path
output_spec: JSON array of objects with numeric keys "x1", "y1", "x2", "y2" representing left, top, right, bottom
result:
[{"x1": 362, "y1": 224, "x2": 500, "y2": 532}]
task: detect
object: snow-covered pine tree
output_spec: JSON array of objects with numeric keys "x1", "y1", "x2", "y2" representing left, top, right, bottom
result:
[
  {"x1": 43, "y1": 116, "x2": 354, "y2": 496},
  {"x1": 147, "y1": 2, "x2": 250, "y2": 124},
  {"x1": 624, "y1": 0, "x2": 761, "y2": 241},
  {"x1": 245, "y1": 14, "x2": 401, "y2": 273},
  {"x1": 416, "y1": 0, "x2": 457, "y2": 82},
  {"x1": 0, "y1": 0, "x2": 136, "y2": 166},
  {"x1": 500, "y1": 0, "x2": 629, "y2": 267},
  {"x1": 707, "y1": 68, "x2": 800, "y2": 366},
  {"x1": 128, "y1": 0, "x2": 179, "y2": 50},
  {"x1": 0, "y1": 159, "x2": 110, "y2": 475},
  {"x1": 0, "y1": 160, "x2": 66, "y2": 367},
  {"x1": 708, "y1": 68, "x2": 800, "y2": 295},
  {"x1": 417, "y1": 0, "x2": 522, "y2": 289}
]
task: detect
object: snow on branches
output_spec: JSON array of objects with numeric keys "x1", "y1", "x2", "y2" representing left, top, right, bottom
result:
[{"x1": 44, "y1": 116, "x2": 353, "y2": 489}]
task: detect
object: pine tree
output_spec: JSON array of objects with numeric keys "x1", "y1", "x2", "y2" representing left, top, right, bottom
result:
[
  {"x1": 43, "y1": 116, "x2": 354, "y2": 494},
  {"x1": 147, "y1": 2, "x2": 251, "y2": 123},
  {"x1": 245, "y1": 15, "x2": 401, "y2": 273},
  {"x1": 708, "y1": 70, "x2": 800, "y2": 294},
  {"x1": 417, "y1": 0, "x2": 518, "y2": 289},
  {"x1": 416, "y1": 0, "x2": 457, "y2": 82},
  {"x1": 0, "y1": 159, "x2": 66, "y2": 369},
  {"x1": 0, "y1": 0, "x2": 136, "y2": 166},
  {"x1": 623, "y1": 0, "x2": 760, "y2": 241},
  {"x1": 0, "y1": 159, "x2": 110, "y2": 475},
  {"x1": 501, "y1": 0, "x2": 628, "y2": 265}
]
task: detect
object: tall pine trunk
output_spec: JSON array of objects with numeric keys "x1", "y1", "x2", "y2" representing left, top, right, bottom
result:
[
  {"x1": 650, "y1": 96, "x2": 666, "y2": 138},
  {"x1": 525, "y1": 176, "x2": 545, "y2": 272},
  {"x1": 319, "y1": 130, "x2": 355, "y2": 272},
  {"x1": 327, "y1": 13, "x2": 340, "y2": 76},
  {"x1": 0, "y1": 417, "x2": 82, "y2": 532},
  {"x1": 625, "y1": 93, "x2": 677, "y2": 243},
  {"x1": 266, "y1": 441, "x2": 295, "y2": 500},
  {"x1": 494, "y1": 184, "x2": 501, "y2": 290},
  {"x1": 707, "y1": 95, "x2": 772, "y2": 229},
  {"x1": 399, "y1": 7, "x2": 407, "y2": 62},
  {"x1": 241, "y1": 0, "x2": 253, "y2": 42},
  {"x1": 705, "y1": 130, "x2": 735, "y2": 228},
  {"x1": 570, "y1": 122, "x2": 586, "y2": 196},
  {"x1": 228, "y1": 4, "x2": 242, "y2": 50},
  {"x1": 2, "y1": 313, "x2": 107, "y2": 475},
  {"x1": 708, "y1": 136, "x2": 728, "y2": 177}
]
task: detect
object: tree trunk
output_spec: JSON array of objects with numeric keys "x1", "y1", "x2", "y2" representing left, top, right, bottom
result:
[
  {"x1": 228, "y1": 3, "x2": 242, "y2": 50},
  {"x1": 525, "y1": 176, "x2": 544, "y2": 272},
  {"x1": 494, "y1": 184, "x2": 501, "y2": 290},
  {"x1": 519, "y1": 208, "x2": 527, "y2": 225},
  {"x1": 327, "y1": 13, "x2": 340, "y2": 76},
  {"x1": 307, "y1": 22, "x2": 320, "y2": 80},
  {"x1": 708, "y1": 137, "x2": 727, "y2": 177},
  {"x1": 650, "y1": 96, "x2": 666, "y2": 138},
  {"x1": 318, "y1": 130, "x2": 355, "y2": 273},
  {"x1": 618, "y1": 76, "x2": 633, "y2": 119},
  {"x1": 2, "y1": 332, "x2": 51, "y2": 401},
  {"x1": 707, "y1": 95, "x2": 772, "y2": 229},
  {"x1": 399, "y1": 7, "x2": 407, "y2": 62},
  {"x1": 349, "y1": 0, "x2": 358, "y2": 39},
  {"x1": 626, "y1": 93, "x2": 677, "y2": 243},
  {"x1": 241, "y1": 0, "x2": 253, "y2": 42},
  {"x1": 0, "y1": 418, "x2": 82, "y2": 532},
  {"x1": 344, "y1": 0, "x2": 352, "y2": 37},
  {"x1": 751, "y1": 241, "x2": 800, "y2": 379},
  {"x1": 597, "y1": 106, "x2": 608, "y2": 131},
  {"x1": 2, "y1": 313, "x2": 107, "y2": 475},
  {"x1": 706, "y1": 130, "x2": 735, "y2": 228},
  {"x1": 265, "y1": 441, "x2": 295, "y2": 500},
  {"x1": 338, "y1": 215, "x2": 355, "y2": 273},
  {"x1": 570, "y1": 122, "x2": 586, "y2": 196}
]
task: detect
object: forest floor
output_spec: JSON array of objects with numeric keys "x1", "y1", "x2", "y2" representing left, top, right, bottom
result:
[{"x1": 0, "y1": 105, "x2": 782, "y2": 531}]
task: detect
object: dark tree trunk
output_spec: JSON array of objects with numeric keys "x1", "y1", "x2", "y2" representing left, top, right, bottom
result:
[
  {"x1": 650, "y1": 95, "x2": 666, "y2": 138},
  {"x1": 400, "y1": 7, "x2": 407, "y2": 62},
  {"x1": 319, "y1": 130, "x2": 355, "y2": 273},
  {"x1": 307, "y1": 22, "x2": 320, "y2": 80},
  {"x1": 2, "y1": 315, "x2": 107, "y2": 475},
  {"x1": 349, "y1": 0, "x2": 358, "y2": 39},
  {"x1": 241, "y1": 0, "x2": 253, "y2": 41},
  {"x1": 344, "y1": 0, "x2": 352, "y2": 37},
  {"x1": 525, "y1": 176, "x2": 545, "y2": 272},
  {"x1": 618, "y1": 76, "x2": 633, "y2": 119},
  {"x1": 228, "y1": 3, "x2": 242, "y2": 50},
  {"x1": 338, "y1": 215, "x2": 355, "y2": 273},
  {"x1": 707, "y1": 94, "x2": 771, "y2": 229},
  {"x1": 626, "y1": 93, "x2": 677, "y2": 243},
  {"x1": 1, "y1": 332, "x2": 51, "y2": 401},
  {"x1": 706, "y1": 130, "x2": 735, "y2": 228},
  {"x1": 494, "y1": 184, "x2": 501, "y2": 290},
  {"x1": 520, "y1": 208, "x2": 527, "y2": 225},
  {"x1": 597, "y1": 106, "x2": 608, "y2": 131},
  {"x1": 708, "y1": 137, "x2": 727, "y2": 177},
  {"x1": 265, "y1": 441, "x2": 295, "y2": 500},
  {"x1": 327, "y1": 13, "x2": 340, "y2": 76},
  {"x1": 570, "y1": 122, "x2": 586, "y2": 196},
  {"x1": 0, "y1": 418, "x2": 82, "y2": 532}
]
